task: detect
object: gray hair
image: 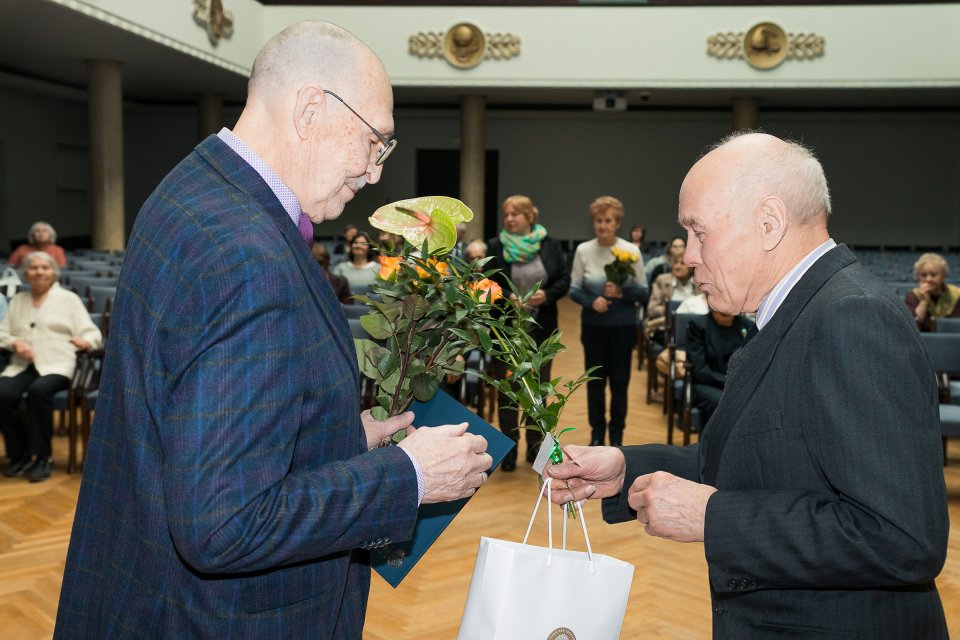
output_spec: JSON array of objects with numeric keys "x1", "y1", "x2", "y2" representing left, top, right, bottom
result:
[
  {"x1": 248, "y1": 21, "x2": 374, "y2": 100},
  {"x1": 465, "y1": 239, "x2": 487, "y2": 257},
  {"x1": 21, "y1": 251, "x2": 61, "y2": 281},
  {"x1": 712, "y1": 131, "x2": 832, "y2": 226},
  {"x1": 914, "y1": 253, "x2": 949, "y2": 279},
  {"x1": 28, "y1": 221, "x2": 57, "y2": 244}
]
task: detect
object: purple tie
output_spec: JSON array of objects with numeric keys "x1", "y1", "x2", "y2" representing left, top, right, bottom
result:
[{"x1": 298, "y1": 213, "x2": 313, "y2": 246}]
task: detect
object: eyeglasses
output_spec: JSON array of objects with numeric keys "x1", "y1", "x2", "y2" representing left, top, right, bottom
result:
[{"x1": 323, "y1": 90, "x2": 397, "y2": 166}]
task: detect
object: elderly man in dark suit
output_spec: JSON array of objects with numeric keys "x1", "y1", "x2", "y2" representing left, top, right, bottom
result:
[
  {"x1": 546, "y1": 132, "x2": 948, "y2": 638},
  {"x1": 55, "y1": 21, "x2": 491, "y2": 639}
]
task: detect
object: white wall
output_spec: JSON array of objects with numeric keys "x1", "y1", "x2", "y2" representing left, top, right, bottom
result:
[{"x1": 266, "y1": 5, "x2": 960, "y2": 90}]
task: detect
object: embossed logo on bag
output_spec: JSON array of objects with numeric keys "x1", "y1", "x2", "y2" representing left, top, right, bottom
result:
[{"x1": 547, "y1": 628, "x2": 576, "y2": 640}]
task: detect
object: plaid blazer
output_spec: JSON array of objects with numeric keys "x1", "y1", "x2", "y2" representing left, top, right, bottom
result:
[
  {"x1": 603, "y1": 245, "x2": 949, "y2": 639},
  {"x1": 55, "y1": 137, "x2": 419, "y2": 639}
]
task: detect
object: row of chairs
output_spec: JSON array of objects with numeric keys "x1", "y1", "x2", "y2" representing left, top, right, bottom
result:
[{"x1": 921, "y1": 319, "x2": 960, "y2": 465}]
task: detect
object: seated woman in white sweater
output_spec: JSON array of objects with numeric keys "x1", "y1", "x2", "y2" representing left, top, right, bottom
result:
[
  {"x1": 332, "y1": 233, "x2": 380, "y2": 300},
  {"x1": 0, "y1": 252, "x2": 102, "y2": 482}
]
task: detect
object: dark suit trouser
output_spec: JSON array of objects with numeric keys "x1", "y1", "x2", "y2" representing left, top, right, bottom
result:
[
  {"x1": 0, "y1": 366, "x2": 69, "y2": 460},
  {"x1": 581, "y1": 323, "x2": 635, "y2": 445},
  {"x1": 492, "y1": 359, "x2": 550, "y2": 464}
]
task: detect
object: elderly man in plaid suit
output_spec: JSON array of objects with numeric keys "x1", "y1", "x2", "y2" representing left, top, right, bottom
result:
[{"x1": 55, "y1": 21, "x2": 492, "y2": 639}]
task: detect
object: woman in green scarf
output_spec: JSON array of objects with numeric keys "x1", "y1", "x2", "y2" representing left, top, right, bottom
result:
[
  {"x1": 905, "y1": 253, "x2": 960, "y2": 332},
  {"x1": 487, "y1": 195, "x2": 570, "y2": 471}
]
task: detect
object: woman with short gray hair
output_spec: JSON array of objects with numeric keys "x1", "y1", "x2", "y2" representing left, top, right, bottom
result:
[{"x1": 0, "y1": 252, "x2": 101, "y2": 481}]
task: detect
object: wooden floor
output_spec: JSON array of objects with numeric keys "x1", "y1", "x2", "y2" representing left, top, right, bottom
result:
[{"x1": 1, "y1": 298, "x2": 959, "y2": 639}]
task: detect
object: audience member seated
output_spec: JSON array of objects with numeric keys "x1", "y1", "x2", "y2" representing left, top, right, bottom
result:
[
  {"x1": 645, "y1": 255, "x2": 699, "y2": 337},
  {"x1": 488, "y1": 194, "x2": 570, "y2": 469},
  {"x1": 464, "y1": 239, "x2": 487, "y2": 263},
  {"x1": 677, "y1": 291, "x2": 710, "y2": 315},
  {"x1": 311, "y1": 242, "x2": 352, "y2": 304},
  {"x1": 333, "y1": 223, "x2": 358, "y2": 254},
  {"x1": 450, "y1": 224, "x2": 468, "y2": 262},
  {"x1": 332, "y1": 234, "x2": 379, "y2": 299},
  {"x1": 643, "y1": 235, "x2": 685, "y2": 284},
  {"x1": 570, "y1": 195, "x2": 646, "y2": 448},
  {"x1": 0, "y1": 252, "x2": 102, "y2": 482},
  {"x1": 686, "y1": 310, "x2": 755, "y2": 426},
  {"x1": 904, "y1": 252, "x2": 960, "y2": 332},
  {"x1": 6, "y1": 222, "x2": 67, "y2": 268}
]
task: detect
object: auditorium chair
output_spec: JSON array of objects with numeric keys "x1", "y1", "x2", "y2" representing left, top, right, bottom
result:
[{"x1": 920, "y1": 333, "x2": 960, "y2": 466}]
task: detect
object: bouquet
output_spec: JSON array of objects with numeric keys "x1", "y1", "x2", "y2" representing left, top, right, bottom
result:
[
  {"x1": 354, "y1": 197, "x2": 503, "y2": 438},
  {"x1": 355, "y1": 196, "x2": 595, "y2": 474},
  {"x1": 604, "y1": 246, "x2": 639, "y2": 286}
]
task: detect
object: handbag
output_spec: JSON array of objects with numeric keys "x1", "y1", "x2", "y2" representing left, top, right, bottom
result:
[{"x1": 458, "y1": 478, "x2": 635, "y2": 640}]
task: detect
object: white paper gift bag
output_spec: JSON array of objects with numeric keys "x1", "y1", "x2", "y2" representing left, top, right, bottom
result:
[{"x1": 458, "y1": 478, "x2": 634, "y2": 640}]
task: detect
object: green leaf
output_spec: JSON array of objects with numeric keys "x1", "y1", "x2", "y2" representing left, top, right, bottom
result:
[
  {"x1": 369, "y1": 196, "x2": 473, "y2": 254},
  {"x1": 360, "y1": 313, "x2": 394, "y2": 340},
  {"x1": 371, "y1": 406, "x2": 389, "y2": 421},
  {"x1": 476, "y1": 327, "x2": 493, "y2": 352},
  {"x1": 406, "y1": 358, "x2": 426, "y2": 377},
  {"x1": 354, "y1": 339, "x2": 380, "y2": 379},
  {"x1": 411, "y1": 373, "x2": 440, "y2": 402},
  {"x1": 402, "y1": 294, "x2": 430, "y2": 320},
  {"x1": 376, "y1": 352, "x2": 398, "y2": 379},
  {"x1": 381, "y1": 367, "x2": 401, "y2": 394}
]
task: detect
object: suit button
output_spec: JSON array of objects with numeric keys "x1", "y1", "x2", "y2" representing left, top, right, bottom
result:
[
  {"x1": 714, "y1": 604, "x2": 725, "y2": 616},
  {"x1": 727, "y1": 579, "x2": 738, "y2": 590}
]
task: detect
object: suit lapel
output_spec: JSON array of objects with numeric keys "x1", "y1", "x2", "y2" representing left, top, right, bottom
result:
[
  {"x1": 194, "y1": 136, "x2": 359, "y2": 386},
  {"x1": 699, "y1": 245, "x2": 858, "y2": 484}
]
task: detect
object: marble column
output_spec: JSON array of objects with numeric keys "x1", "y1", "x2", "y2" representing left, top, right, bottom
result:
[
  {"x1": 732, "y1": 97, "x2": 760, "y2": 132},
  {"x1": 460, "y1": 94, "x2": 486, "y2": 242},
  {"x1": 198, "y1": 92, "x2": 223, "y2": 141},
  {"x1": 87, "y1": 60, "x2": 125, "y2": 251}
]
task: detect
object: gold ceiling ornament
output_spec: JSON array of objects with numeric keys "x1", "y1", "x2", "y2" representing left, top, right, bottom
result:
[
  {"x1": 193, "y1": 0, "x2": 234, "y2": 45},
  {"x1": 408, "y1": 23, "x2": 521, "y2": 69},
  {"x1": 706, "y1": 22, "x2": 824, "y2": 69}
]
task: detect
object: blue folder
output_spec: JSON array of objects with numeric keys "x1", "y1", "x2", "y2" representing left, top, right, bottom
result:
[{"x1": 371, "y1": 390, "x2": 515, "y2": 588}]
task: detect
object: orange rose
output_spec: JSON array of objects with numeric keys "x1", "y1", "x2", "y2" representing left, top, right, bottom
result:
[
  {"x1": 378, "y1": 255, "x2": 402, "y2": 280},
  {"x1": 415, "y1": 258, "x2": 449, "y2": 280},
  {"x1": 470, "y1": 278, "x2": 503, "y2": 303}
]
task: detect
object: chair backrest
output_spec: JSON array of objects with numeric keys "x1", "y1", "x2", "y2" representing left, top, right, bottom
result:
[
  {"x1": 936, "y1": 318, "x2": 960, "y2": 334},
  {"x1": 69, "y1": 275, "x2": 119, "y2": 293},
  {"x1": 88, "y1": 285, "x2": 117, "y2": 314},
  {"x1": 664, "y1": 299, "x2": 683, "y2": 338},
  {"x1": 673, "y1": 313, "x2": 703, "y2": 350},
  {"x1": 885, "y1": 281, "x2": 917, "y2": 297},
  {"x1": 920, "y1": 333, "x2": 960, "y2": 376},
  {"x1": 347, "y1": 317, "x2": 367, "y2": 340},
  {"x1": 341, "y1": 303, "x2": 367, "y2": 319}
]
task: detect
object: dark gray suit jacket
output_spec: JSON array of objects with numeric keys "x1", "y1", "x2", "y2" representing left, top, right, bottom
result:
[{"x1": 604, "y1": 245, "x2": 949, "y2": 639}]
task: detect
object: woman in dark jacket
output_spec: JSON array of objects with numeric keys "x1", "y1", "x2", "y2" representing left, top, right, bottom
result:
[{"x1": 486, "y1": 195, "x2": 570, "y2": 471}]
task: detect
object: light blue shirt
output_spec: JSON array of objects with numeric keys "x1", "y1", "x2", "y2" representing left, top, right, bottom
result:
[
  {"x1": 756, "y1": 238, "x2": 837, "y2": 330},
  {"x1": 215, "y1": 128, "x2": 425, "y2": 504}
]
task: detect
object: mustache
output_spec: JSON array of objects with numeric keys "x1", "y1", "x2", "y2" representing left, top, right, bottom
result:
[{"x1": 347, "y1": 177, "x2": 367, "y2": 192}]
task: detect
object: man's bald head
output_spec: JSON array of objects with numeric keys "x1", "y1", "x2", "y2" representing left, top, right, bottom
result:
[
  {"x1": 248, "y1": 21, "x2": 386, "y2": 103},
  {"x1": 699, "y1": 132, "x2": 831, "y2": 228},
  {"x1": 679, "y1": 132, "x2": 833, "y2": 315}
]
